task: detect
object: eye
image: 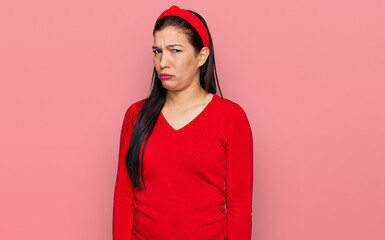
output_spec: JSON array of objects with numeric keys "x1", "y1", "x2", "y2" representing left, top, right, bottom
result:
[
  {"x1": 153, "y1": 49, "x2": 160, "y2": 54},
  {"x1": 172, "y1": 49, "x2": 181, "y2": 53}
]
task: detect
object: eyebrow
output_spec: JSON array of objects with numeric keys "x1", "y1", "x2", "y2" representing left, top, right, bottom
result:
[{"x1": 152, "y1": 44, "x2": 184, "y2": 49}]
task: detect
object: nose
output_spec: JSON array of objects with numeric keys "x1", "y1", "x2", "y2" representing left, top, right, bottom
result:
[{"x1": 159, "y1": 51, "x2": 169, "y2": 69}]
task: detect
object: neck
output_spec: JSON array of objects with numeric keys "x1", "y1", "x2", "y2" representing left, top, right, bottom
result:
[{"x1": 165, "y1": 86, "x2": 211, "y2": 110}]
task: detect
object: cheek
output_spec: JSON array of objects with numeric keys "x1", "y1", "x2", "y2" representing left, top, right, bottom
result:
[
  {"x1": 175, "y1": 57, "x2": 190, "y2": 70},
  {"x1": 181, "y1": 59, "x2": 195, "y2": 72},
  {"x1": 153, "y1": 57, "x2": 159, "y2": 68}
]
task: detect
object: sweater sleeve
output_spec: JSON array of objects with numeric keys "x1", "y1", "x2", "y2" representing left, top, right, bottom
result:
[
  {"x1": 113, "y1": 105, "x2": 136, "y2": 240},
  {"x1": 225, "y1": 105, "x2": 254, "y2": 240}
]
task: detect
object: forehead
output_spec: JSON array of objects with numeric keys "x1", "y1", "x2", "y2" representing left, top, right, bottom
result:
[{"x1": 153, "y1": 26, "x2": 189, "y2": 45}]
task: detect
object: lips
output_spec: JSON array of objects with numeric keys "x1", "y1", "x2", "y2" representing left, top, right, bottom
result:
[
  {"x1": 160, "y1": 73, "x2": 173, "y2": 77},
  {"x1": 160, "y1": 73, "x2": 174, "y2": 79}
]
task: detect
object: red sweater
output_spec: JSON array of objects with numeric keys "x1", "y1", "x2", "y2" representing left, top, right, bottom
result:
[{"x1": 113, "y1": 94, "x2": 253, "y2": 240}]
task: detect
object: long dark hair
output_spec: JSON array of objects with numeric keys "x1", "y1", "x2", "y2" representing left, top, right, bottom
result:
[{"x1": 126, "y1": 9, "x2": 223, "y2": 190}]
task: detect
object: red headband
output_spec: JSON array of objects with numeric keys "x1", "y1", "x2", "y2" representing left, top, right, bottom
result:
[{"x1": 156, "y1": 5, "x2": 210, "y2": 48}]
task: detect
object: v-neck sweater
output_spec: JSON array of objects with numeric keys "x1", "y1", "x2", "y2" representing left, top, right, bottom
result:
[{"x1": 113, "y1": 94, "x2": 253, "y2": 240}]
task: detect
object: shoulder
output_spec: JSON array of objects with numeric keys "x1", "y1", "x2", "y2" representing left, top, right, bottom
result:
[
  {"x1": 124, "y1": 98, "x2": 146, "y2": 116},
  {"x1": 128, "y1": 98, "x2": 147, "y2": 114},
  {"x1": 215, "y1": 95, "x2": 248, "y2": 118},
  {"x1": 215, "y1": 96, "x2": 253, "y2": 144},
  {"x1": 121, "y1": 98, "x2": 147, "y2": 128},
  {"x1": 215, "y1": 95, "x2": 251, "y2": 137}
]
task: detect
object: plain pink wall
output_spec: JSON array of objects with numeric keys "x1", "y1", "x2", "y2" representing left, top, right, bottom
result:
[{"x1": 1, "y1": 1, "x2": 384, "y2": 240}]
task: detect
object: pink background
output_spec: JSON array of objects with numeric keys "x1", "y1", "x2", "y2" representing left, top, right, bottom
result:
[{"x1": 1, "y1": 1, "x2": 384, "y2": 240}]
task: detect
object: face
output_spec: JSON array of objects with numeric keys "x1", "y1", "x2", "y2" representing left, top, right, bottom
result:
[{"x1": 152, "y1": 26, "x2": 209, "y2": 91}]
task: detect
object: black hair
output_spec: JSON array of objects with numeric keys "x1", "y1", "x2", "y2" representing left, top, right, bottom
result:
[{"x1": 125, "y1": 9, "x2": 223, "y2": 189}]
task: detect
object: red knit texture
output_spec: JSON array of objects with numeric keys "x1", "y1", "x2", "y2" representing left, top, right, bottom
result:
[{"x1": 113, "y1": 94, "x2": 253, "y2": 240}]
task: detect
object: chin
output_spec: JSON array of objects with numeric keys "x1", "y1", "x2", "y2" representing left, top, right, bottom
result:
[{"x1": 161, "y1": 81, "x2": 178, "y2": 91}]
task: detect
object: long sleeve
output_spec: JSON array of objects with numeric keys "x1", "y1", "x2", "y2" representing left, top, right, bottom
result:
[
  {"x1": 225, "y1": 105, "x2": 254, "y2": 240},
  {"x1": 113, "y1": 105, "x2": 136, "y2": 240}
]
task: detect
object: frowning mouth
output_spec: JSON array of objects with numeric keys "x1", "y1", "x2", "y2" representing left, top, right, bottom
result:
[{"x1": 160, "y1": 73, "x2": 174, "y2": 79}]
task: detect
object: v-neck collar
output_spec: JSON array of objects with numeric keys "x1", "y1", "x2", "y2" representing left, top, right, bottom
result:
[{"x1": 159, "y1": 94, "x2": 218, "y2": 135}]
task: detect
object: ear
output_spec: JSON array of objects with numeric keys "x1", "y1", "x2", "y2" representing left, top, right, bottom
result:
[{"x1": 197, "y1": 47, "x2": 210, "y2": 68}]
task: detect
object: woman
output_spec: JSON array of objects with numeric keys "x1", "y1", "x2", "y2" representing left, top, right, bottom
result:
[{"x1": 113, "y1": 5, "x2": 253, "y2": 240}]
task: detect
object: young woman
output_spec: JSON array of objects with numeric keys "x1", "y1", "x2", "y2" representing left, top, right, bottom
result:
[{"x1": 113, "y1": 5, "x2": 253, "y2": 240}]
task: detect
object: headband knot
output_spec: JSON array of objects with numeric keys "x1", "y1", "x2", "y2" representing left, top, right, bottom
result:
[{"x1": 156, "y1": 5, "x2": 210, "y2": 48}]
